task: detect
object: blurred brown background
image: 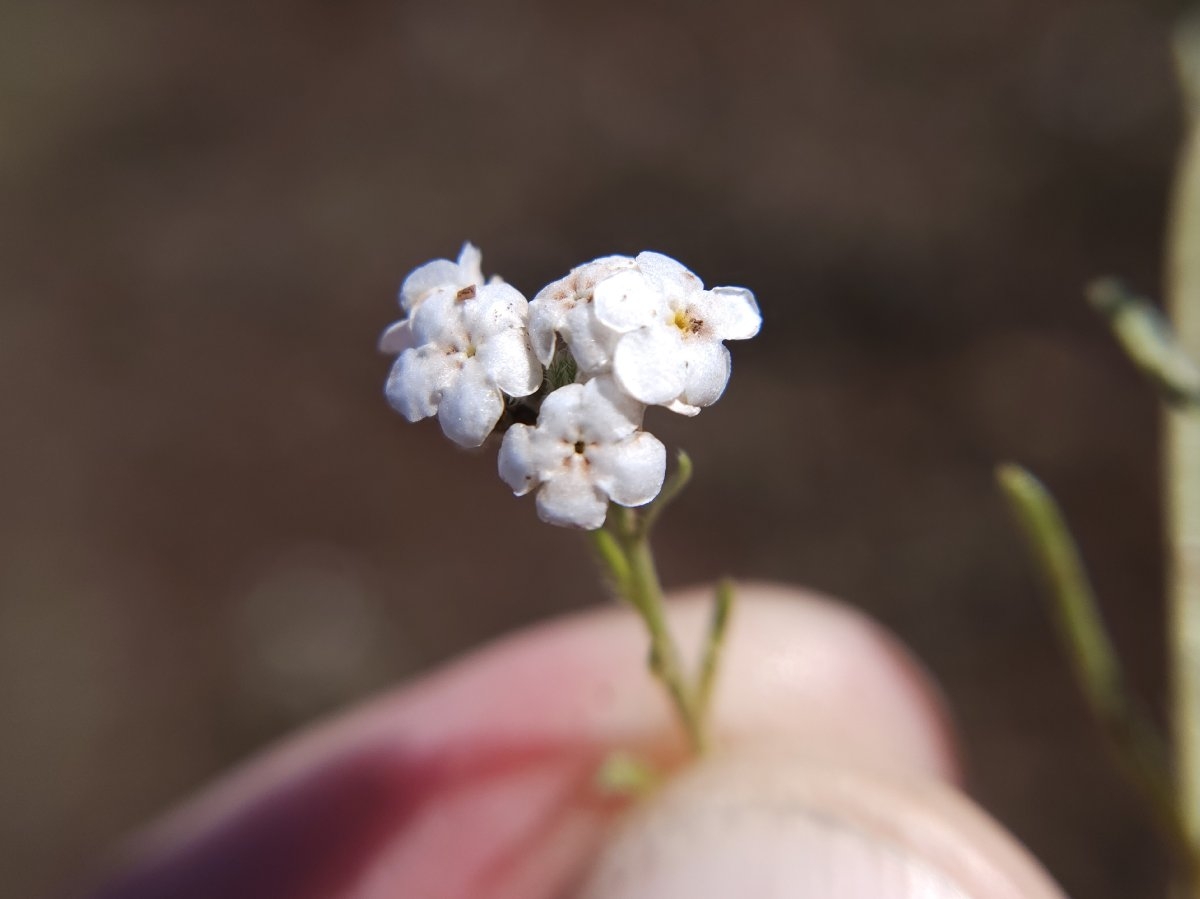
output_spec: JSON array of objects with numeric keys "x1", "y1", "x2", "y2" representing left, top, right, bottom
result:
[{"x1": 0, "y1": 0, "x2": 1186, "y2": 896}]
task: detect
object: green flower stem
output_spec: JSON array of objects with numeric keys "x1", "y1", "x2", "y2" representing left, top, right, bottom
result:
[
  {"x1": 997, "y1": 465, "x2": 1197, "y2": 874},
  {"x1": 695, "y1": 579, "x2": 734, "y2": 724},
  {"x1": 590, "y1": 526, "x2": 632, "y2": 596},
  {"x1": 587, "y1": 453, "x2": 731, "y2": 757},
  {"x1": 618, "y1": 519, "x2": 708, "y2": 754},
  {"x1": 638, "y1": 450, "x2": 693, "y2": 535},
  {"x1": 1170, "y1": 15, "x2": 1200, "y2": 870}
]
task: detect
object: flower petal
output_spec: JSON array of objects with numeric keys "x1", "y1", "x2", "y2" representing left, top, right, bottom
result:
[
  {"x1": 679, "y1": 340, "x2": 732, "y2": 409},
  {"x1": 465, "y1": 283, "x2": 528, "y2": 339},
  {"x1": 527, "y1": 300, "x2": 564, "y2": 367},
  {"x1": 400, "y1": 260, "x2": 462, "y2": 313},
  {"x1": 478, "y1": 329, "x2": 541, "y2": 398},
  {"x1": 410, "y1": 290, "x2": 468, "y2": 347},
  {"x1": 612, "y1": 327, "x2": 687, "y2": 406},
  {"x1": 578, "y1": 376, "x2": 643, "y2": 441},
  {"x1": 378, "y1": 319, "x2": 416, "y2": 355},
  {"x1": 589, "y1": 432, "x2": 666, "y2": 508},
  {"x1": 530, "y1": 378, "x2": 641, "y2": 451},
  {"x1": 535, "y1": 383, "x2": 587, "y2": 442},
  {"x1": 437, "y1": 361, "x2": 503, "y2": 447},
  {"x1": 385, "y1": 348, "x2": 457, "y2": 422},
  {"x1": 635, "y1": 251, "x2": 703, "y2": 299},
  {"x1": 573, "y1": 256, "x2": 638, "y2": 296},
  {"x1": 535, "y1": 464, "x2": 609, "y2": 529},
  {"x1": 593, "y1": 270, "x2": 662, "y2": 334},
  {"x1": 696, "y1": 287, "x2": 762, "y2": 340},
  {"x1": 561, "y1": 304, "x2": 618, "y2": 375},
  {"x1": 664, "y1": 398, "x2": 701, "y2": 416},
  {"x1": 497, "y1": 425, "x2": 539, "y2": 495},
  {"x1": 633, "y1": 250, "x2": 700, "y2": 289},
  {"x1": 456, "y1": 242, "x2": 484, "y2": 286}
]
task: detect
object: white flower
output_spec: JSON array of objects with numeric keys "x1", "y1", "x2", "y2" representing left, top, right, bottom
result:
[
  {"x1": 527, "y1": 255, "x2": 639, "y2": 374},
  {"x1": 384, "y1": 279, "x2": 541, "y2": 448},
  {"x1": 595, "y1": 252, "x2": 761, "y2": 416},
  {"x1": 529, "y1": 251, "x2": 761, "y2": 416},
  {"x1": 498, "y1": 377, "x2": 666, "y2": 529},
  {"x1": 379, "y1": 243, "x2": 486, "y2": 353}
]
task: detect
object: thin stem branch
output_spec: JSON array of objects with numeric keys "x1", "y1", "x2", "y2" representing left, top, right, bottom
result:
[
  {"x1": 586, "y1": 452, "x2": 736, "y2": 757},
  {"x1": 586, "y1": 456, "x2": 742, "y2": 755},
  {"x1": 695, "y1": 579, "x2": 734, "y2": 726},
  {"x1": 638, "y1": 451, "x2": 693, "y2": 536},
  {"x1": 1087, "y1": 278, "x2": 1200, "y2": 408},
  {"x1": 589, "y1": 527, "x2": 632, "y2": 596},
  {"x1": 997, "y1": 465, "x2": 1196, "y2": 872},
  {"x1": 588, "y1": 504, "x2": 707, "y2": 754},
  {"x1": 621, "y1": 525, "x2": 707, "y2": 753}
]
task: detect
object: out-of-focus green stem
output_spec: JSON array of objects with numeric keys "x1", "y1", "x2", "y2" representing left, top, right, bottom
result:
[
  {"x1": 1087, "y1": 278, "x2": 1200, "y2": 408},
  {"x1": 594, "y1": 750, "x2": 660, "y2": 797},
  {"x1": 998, "y1": 16, "x2": 1200, "y2": 890},
  {"x1": 1169, "y1": 14, "x2": 1200, "y2": 870},
  {"x1": 997, "y1": 465, "x2": 1196, "y2": 873}
]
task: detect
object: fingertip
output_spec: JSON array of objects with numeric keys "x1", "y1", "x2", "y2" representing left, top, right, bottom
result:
[
  {"x1": 86, "y1": 583, "x2": 964, "y2": 899},
  {"x1": 690, "y1": 582, "x2": 960, "y2": 784},
  {"x1": 575, "y1": 752, "x2": 1066, "y2": 899}
]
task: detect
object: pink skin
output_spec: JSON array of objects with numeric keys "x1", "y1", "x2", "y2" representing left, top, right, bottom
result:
[{"x1": 80, "y1": 584, "x2": 1064, "y2": 899}]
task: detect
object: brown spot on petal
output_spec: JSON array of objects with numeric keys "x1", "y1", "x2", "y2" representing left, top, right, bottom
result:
[{"x1": 456, "y1": 285, "x2": 477, "y2": 301}]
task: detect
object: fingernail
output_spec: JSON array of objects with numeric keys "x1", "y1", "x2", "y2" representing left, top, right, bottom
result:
[
  {"x1": 574, "y1": 751, "x2": 1062, "y2": 899},
  {"x1": 575, "y1": 785, "x2": 969, "y2": 899}
]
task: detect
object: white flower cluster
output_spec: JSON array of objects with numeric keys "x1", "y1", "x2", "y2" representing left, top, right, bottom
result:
[{"x1": 382, "y1": 243, "x2": 761, "y2": 529}]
